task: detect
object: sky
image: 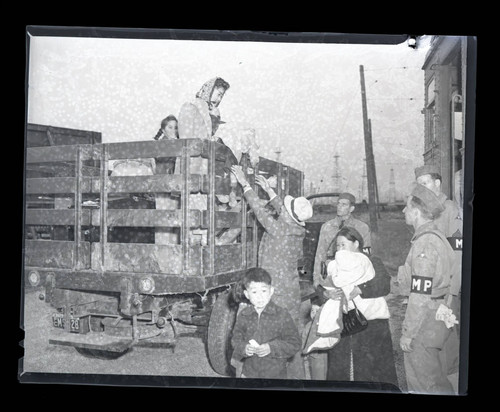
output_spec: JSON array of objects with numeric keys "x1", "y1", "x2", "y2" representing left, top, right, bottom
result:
[{"x1": 26, "y1": 32, "x2": 433, "y2": 202}]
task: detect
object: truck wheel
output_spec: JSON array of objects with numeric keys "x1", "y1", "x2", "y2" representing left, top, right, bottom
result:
[
  {"x1": 75, "y1": 347, "x2": 128, "y2": 360},
  {"x1": 207, "y1": 290, "x2": 237, "y2": 376}
]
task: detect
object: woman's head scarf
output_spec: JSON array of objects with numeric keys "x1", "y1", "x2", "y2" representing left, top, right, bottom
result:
[{"x1": 196, "y1": 77, "x2": 230, "y2": 105}]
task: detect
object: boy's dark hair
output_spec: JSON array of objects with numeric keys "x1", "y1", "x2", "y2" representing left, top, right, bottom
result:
[
  {"x1": 229, "y1": 268, "x2": 272, "y2": 307},
  {"x1": 242, "y1": 267, "x2": 272, "y2": 288}
]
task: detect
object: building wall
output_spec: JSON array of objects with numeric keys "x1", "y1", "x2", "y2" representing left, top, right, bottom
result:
[{"x1": 422, "y1": 36, "x2": 465, "y2": 200}]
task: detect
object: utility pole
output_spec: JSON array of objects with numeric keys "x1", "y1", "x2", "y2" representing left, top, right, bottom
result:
[
  {"x1": 274, "y1": 146, "x2": 281, "y2": 163},
  {"x1": 360, "y1": 65, "x2": 378, "y2": 232},
  {"x1": 368, "y1": 119, "x2": 381, "y2": 218},
  {"x1": 332, "y1": 152, "x2": 342, "y2": 192},
  {"x1": 361, "y1": 157, "x2": 367, "y2": 202},
  {"x1": 388, "y1": 167, "x2": 396, "y2": 204}
]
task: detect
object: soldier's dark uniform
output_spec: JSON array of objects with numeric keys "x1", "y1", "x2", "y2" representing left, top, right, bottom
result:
[{"x1": 398, "y1": 185, "x2": 457, "y2": 394}]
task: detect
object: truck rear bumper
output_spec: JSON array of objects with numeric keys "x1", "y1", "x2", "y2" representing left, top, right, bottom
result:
[{"x1": 49, "y1": 329, "x2": 134, "y2": 353}]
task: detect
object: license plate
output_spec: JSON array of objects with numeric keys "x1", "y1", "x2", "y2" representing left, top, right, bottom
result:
[{"x1": 52, "y1": 313, "x2": 80, "y2": 332}]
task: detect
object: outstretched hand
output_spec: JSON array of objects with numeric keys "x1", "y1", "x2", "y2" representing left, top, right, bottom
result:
[
  {"x1": 255, "y1": 175, "x2": 271, "y2": 192},
  {"x1": 230, "y1": 165, "x2": 249, "y2": 187},
  {"x1": 400, "y1": 336, "x2": 413, "y2": 353}
]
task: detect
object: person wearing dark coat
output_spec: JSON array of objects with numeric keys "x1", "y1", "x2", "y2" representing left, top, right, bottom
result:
[
  {"x1": 231, "y1": 268, "x2": 301, "y2": 379},
  {"x1": 321, "y1": 226, "x2": 399, "y2": 389}
]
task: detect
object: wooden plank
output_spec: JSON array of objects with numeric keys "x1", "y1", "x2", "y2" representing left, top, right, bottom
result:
[
  {"x1": 203, "y1": 175, "x2": 233, "y2": 194},
  {"x1": 207, "y1": 141, "x2": 216, "y2": 276},
  {"x1": 199, "y1": 139, "x2": 239, "y2": 162},
  {"x1": 27, "y1": 123, "x2": 102, "y2": 146},
  {"x1": 26, "y1": 145, "x2": 94, "y2": 163},
  {"x1": 204, "y1": 269, "x2": 248, "y2": 290},
  {"x1": 100, "y1": 139, "x2": 203, "y2": 160},
  {"x1": 204, "y1": 244, "x2": 244, "y2": 275},
  {"x1": 103, "y1": 175, "x2": 203, "y2": 194},
  {"x1": 25, "y1": 177, "x2": 92, "y2": 194},
  {"x1": 91, "y1": 243, "x2": 202, "y2": 276},
  {"x1": 201, "y1": 210, "x2": 242, "y2": 229},
  {"x1": 24, "y1": 240, "x2": 90, "y2": 268},
  {"x1": 25, "y1": 209, "x2": 91, "y2": 226},
  {"x1": 90, "y1": 209, "x2": 201, "y2": 228},
  {"x1": 41, "y1": 269, "x2": 207, "y2": 294}
]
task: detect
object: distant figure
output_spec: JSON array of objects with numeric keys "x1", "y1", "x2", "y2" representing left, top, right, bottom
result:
[{"x1": 314, "y1": 192, "x2": 372, "y2": 287}]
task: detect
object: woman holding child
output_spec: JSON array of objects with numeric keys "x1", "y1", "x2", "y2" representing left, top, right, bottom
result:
[{"x1": 306, "y1": 226, "x2": 399, "y2": 388}]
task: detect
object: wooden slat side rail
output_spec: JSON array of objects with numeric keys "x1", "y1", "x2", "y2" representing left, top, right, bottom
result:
[
  {"x1": 90, "y1": 209, "x2": 201, "y2": 228},
  {"x1": 98, "y1": 139, "x2": 203, "y2": 160},
  {"x1": 90, "y1": 243, "x2": 202, "y2": 276},
  {"x1": 206, "y1": 141, "x2": 216, "y2": 276},
  {"x1": 201, "y1": 211, "x2": 241, "y2": 229},
  {"x1": 203, "y1": 244, "x2": 250, "y2": 275},
  {"x1": 240, "y1": 153, "x2": 249, "y2": 269},
  {"x1": 26, "y1": 145, "x2": 94, "y2": 163},
  {"x1": 104, "y1": 174, "x2": 203, "y2": 194},
  {"x1": 25, "y1": 240, "x2": 90, "y2": 268},
  {"x1": 181, "y1": 143, "x2": 190, "y2": 273},
  {"x1": 27, "y1": 123, "x2": 102, "y2": 146},
  {"x1": 74, "y1": 146, "x2": 83, "y2": 269},
  {"x1": 25, "y1": 209, "x2": 91, "y2": 226},
  {"x1": 100, "y1": 145, "x2": 109, "y2": 270},
  {"x1": 26, "y1": 177, "x2": 92, "y2": 194}
]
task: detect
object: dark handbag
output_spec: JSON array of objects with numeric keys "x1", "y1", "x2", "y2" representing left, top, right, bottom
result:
[{"x1": 341, "y1": 301, "x2": 368, "y2": 337}]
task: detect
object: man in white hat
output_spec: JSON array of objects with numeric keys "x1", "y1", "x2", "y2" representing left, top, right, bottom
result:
[{"x1": 230, "y1": 165, "x2": 313, "y2": 379}]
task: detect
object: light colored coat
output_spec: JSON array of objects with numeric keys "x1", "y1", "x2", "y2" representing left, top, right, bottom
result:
[{"x1": 243, "y1": 189, "x2": 306, "y2": 324}]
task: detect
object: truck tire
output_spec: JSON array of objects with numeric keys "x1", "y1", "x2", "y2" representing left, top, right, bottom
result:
[{"x1": 207, "y1": 290, "x2": 237, "y2": 376}]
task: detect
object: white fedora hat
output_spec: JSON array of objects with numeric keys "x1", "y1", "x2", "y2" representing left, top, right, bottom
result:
[{"x1": 284, "y1": 195, "x2": 313, "y2": 226}]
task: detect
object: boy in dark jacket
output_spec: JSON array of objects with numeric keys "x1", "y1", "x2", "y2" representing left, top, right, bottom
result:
[{"x1": 231, "y1": 268, "x2": 301, "y2": 379}]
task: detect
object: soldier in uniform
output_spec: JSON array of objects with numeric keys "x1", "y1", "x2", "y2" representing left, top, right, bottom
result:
[
  {"x1": 398, "y1": 184, "x2": 457, "y2": 395},
  {"x1": 414, "y1": 164, "x2": 462, "y2": 383}
]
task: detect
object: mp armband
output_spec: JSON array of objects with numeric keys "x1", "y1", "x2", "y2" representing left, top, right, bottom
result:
[
  {"x1": 447, "y1": 237, "x2": 463, "y2": 251},
  {"x1": 410, "y1": 275, "x2": 433, "y2": 295}
]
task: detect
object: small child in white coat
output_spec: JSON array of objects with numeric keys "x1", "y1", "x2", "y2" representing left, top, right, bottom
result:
[{"x1": 303, "y1": 249, "x2": 375, "y2": 354}]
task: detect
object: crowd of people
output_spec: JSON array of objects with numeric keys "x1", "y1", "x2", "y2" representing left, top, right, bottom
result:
[{"x1": 153, "y1": 76, "x2": 463, "y2": 395}]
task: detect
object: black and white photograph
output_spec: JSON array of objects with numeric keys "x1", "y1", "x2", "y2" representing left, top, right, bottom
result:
[{"x1": 20, "y1": 27, "x2": 476, "y2": 396}]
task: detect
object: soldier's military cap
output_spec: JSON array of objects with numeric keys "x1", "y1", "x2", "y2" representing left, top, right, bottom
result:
[
  {"x1": 338, "y1": 192, "x2": 356, "y2": 205},
  {"x1": 414, "y1": 164, "x2": 440, "y2": 179},
  {"x1": 411, "y1": 184, "x2": 444, "y2": 217}
]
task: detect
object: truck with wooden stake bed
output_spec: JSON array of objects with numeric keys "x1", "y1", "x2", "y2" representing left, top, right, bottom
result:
[{"x1": 23, "y1": 123, "x2": 308, "y2": 376}]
